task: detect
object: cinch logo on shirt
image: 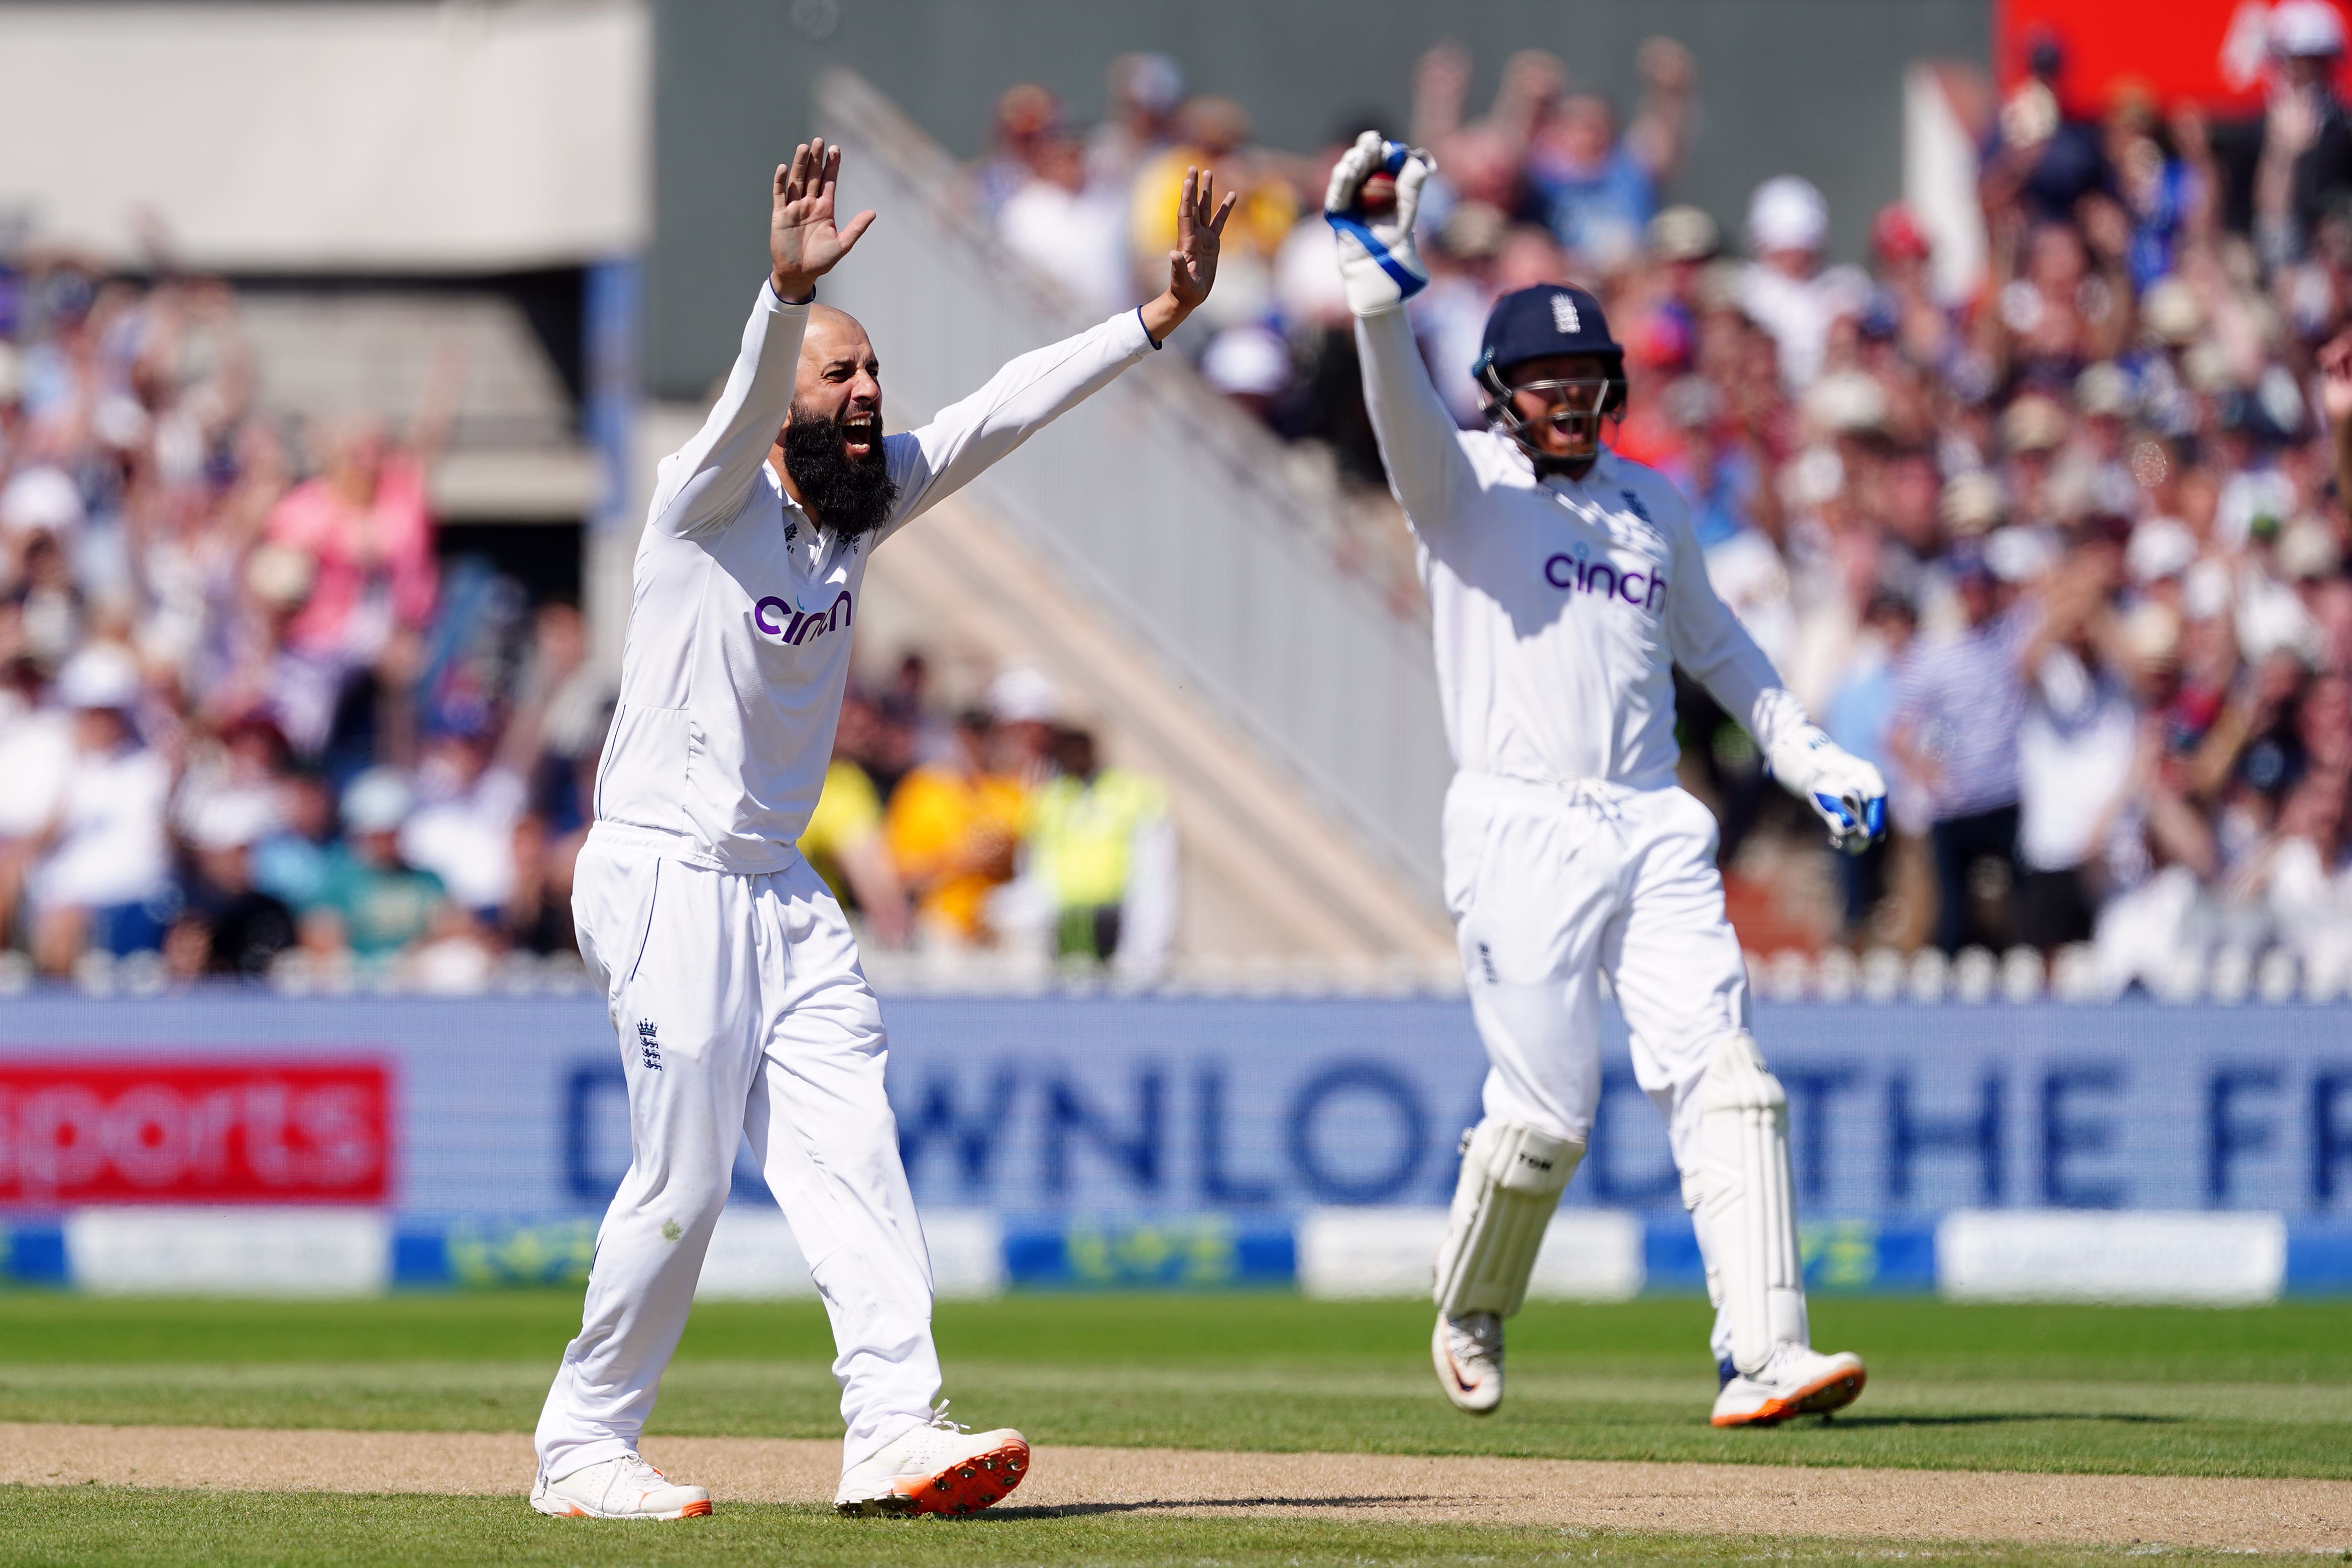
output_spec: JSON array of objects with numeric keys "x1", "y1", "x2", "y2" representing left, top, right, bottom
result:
[
  {"x1": 1544, "y1": 546, "x2": 1665, "y2": 612},
  {"x1": 754, "y1": 590, "x2": 854, "y2": 645}
]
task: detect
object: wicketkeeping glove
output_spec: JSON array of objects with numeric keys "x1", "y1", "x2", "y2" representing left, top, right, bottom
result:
[
  {"x1": 1324, "y1": 130, "x2": 1433, "y2": 316},
  {"x1": 1766, "y1": 726, "x2": 1888, "y2": 856}
]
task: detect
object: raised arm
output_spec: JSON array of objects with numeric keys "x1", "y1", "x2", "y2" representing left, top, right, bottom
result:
[
  {"x1": 649, "y1": 141, "x2": 874, "y2": 539},
  {"x1": 1356, "y1": 307, "x2": 1478, "y2": 526},
  {"x1": 881, "y1": 167, "x2": 1233, "y2": 534},
  {"x1": 1327, "y1": 133, "x2": 1477, "y2": 526}
]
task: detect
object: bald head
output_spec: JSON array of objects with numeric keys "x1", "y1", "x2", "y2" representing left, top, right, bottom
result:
[{"x1": 783, "y1": 302, "x2": 882, "y2": 456}]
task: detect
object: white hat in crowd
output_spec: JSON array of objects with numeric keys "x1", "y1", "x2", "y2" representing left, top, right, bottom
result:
[
  {"x1": 1803, "y1": 371, "x2": 1887, "y2": 435},
  {"x1": 0, "y1": 466, "x2": 85, "y2": 536},
  {"x1": 1201, "y1": 325, "x2": 1291, "y2": 399},
  {"x1": 1747, "y1": 175, "x2": 1829, "y2": 255},
  {"x1": 342, "y1": 767, "x2": 415, "y2": 834},
  {"x1": 2074, "y1": 362, "x2": 2134, "y2": 419},
  {"x1": 185, "y1": 789, "x2": 283, "y2": 854},
  {"x1": 1938, "y1": 471, "x2": 2006, "y2": 536},
  {"x1": 2272, "y1": 0, "x2": 2346, "y2": 58},
  {"x1": 56, "y1": 642, "x2": 141, "y2": 712},
  {"x1": 2278, "y1": 518, "x2": 2343, "y2": 580},
  {"x1": 2183, "y1": 557, "x2": 2235, "y2": 621},
  {"x1": 2127, "y1": 517, "x2": 2198, "y2": 584},
  {"x1": 985, "y1": 666, "x2": 1058, "y2": 726},
  {"x1": 1985, "y1": 526, "x2": 2058, "y2": 585}
]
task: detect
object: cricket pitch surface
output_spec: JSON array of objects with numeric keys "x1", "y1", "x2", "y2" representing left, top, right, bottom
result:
[{"x1": 6, "y1": 1421, "x2": 2349, "y2": 1553}]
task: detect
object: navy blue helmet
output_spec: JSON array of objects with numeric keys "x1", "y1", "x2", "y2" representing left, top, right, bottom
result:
[{"x1": 1472, "y1": 284, "x2": 1628, "y2": 466}]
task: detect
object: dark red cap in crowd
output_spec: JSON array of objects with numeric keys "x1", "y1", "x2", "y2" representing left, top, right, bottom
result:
[{"x1": 1872, "y1": 203, "x2": 1931, "y2": 264}]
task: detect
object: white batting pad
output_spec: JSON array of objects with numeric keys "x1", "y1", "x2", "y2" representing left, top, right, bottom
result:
[
  {"x1": 1695, "y1": 1033, "x2": 1807, "y2": 1375},
  {"x1": 1432, "y1": 1118, "x2": 1583, "y2": 1318}
]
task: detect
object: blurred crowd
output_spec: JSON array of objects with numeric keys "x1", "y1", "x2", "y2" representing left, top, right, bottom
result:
[
  {"x1": 976, "y1": 14, "x2": 2352, "y2": 994},
  {"x1": 0, "y1": 255, "x2": 616, "y2": 988},
  {"x1": 807, "y1": 656, "x2": 1177, "y2": 983},
  {"x1": 0, "y1": 257, "x2": 1172, "y2": 986}
]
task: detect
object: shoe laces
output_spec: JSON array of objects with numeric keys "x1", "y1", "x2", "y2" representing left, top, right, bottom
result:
[
  {"x1": 925, "y1": 1401, "x2": 971, "y2": 1434},
  {"x1": 1445, "y1": 1311, "x2": 1502, "y2": 1363},
  {"x1": 614, "y1": 1453, "x2": 670, "y2": 1492}
]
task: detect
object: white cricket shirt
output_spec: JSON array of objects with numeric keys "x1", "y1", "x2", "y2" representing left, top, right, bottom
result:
[
  {"x1": 593, "y1": 280, "x2": 1153, "y2": 872},
  {"x1": 1356, "y1": 306, "x2": 1809, "y2": 789}
]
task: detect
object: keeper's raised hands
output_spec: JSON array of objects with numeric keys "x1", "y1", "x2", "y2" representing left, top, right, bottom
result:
[{"x1": 1324, "y1": 131, "x2": 1435, "y2": 315}]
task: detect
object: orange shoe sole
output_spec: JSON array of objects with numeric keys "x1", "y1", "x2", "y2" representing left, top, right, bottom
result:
[
  {"x1": 1711, "y1": 1365, "x2": 1867, "y2": 1428},
  {"x1": 895, "y1": 1436, "x2": 1031, "y2": 1516},
  {"x1": 541, "y1": 1498, "x2": 712, "y2": 1520}
]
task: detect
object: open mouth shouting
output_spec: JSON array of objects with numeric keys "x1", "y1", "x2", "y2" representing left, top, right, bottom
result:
[{"x1": 839, "y1": 410, "x2": 880, "y2": 460}]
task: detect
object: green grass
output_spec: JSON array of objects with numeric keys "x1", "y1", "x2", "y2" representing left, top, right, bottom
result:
[
  {"x1": 1, "y1": 1292, "x2": 2347, "y2": 1480},
  {"x1": 0, "y1": 1489, "x2": 2303, "y2": 1568}
]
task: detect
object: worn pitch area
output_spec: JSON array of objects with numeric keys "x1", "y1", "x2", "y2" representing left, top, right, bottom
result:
[{"x1": 3, "y1": 1423, "x2": 2347, "y2": 1553}]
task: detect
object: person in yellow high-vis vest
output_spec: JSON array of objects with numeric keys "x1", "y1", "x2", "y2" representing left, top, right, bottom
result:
[{"x1": 1025, "y1": 726, "x2": 1176, "y2": 979}]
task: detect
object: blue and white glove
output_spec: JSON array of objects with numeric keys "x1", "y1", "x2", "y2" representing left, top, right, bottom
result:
[
  {"x1": 1767, "y1": 726, "x2": 1888, "y2": 856},
  {"x1": 1324, "y1": 130, "x2": 1433, "y2": 316}
]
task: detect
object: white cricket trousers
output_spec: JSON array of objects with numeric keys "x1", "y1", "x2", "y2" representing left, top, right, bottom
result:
[
  {"x1": 1446, "y1": 774, "x2": 1753, "y2": 1355},
  {"x1": 534, "y1": 829, "x2": 940, "y2": 1481}
]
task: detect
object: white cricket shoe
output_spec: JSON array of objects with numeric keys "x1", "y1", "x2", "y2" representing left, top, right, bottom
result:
[
  {"x1": 833, "y1": 1402, "x2": 1030, "y2": 1517},
  {"x1": 1711, "y1": 1343, "x2": 1867, "y2": 1427},
  {"x1": 528, "y1": 1453, "x2": 712, "y2": 1519},
  {"x1": 1432, "y1": 1311, "x2": 1503, "y2": 1415}
]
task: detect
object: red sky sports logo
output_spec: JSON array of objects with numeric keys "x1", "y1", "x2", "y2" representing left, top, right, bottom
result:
[{"x1": 0, "y1": 1062, "x2": 391, "y2": 1204}]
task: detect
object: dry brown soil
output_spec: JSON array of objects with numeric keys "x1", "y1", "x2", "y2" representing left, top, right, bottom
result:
[{"x1": 3, "y1": 1422, "x2": 2348, "y2": 1553}]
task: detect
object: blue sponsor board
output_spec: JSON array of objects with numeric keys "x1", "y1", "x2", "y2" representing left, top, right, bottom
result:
[{"x1": 0, "y1": 996, "x2": 2348, "y2": 1222}]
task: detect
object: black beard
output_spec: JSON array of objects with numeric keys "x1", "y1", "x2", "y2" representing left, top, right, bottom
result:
[{"x1": 781, "y1": 406, "x2": 899, "y2": 540}]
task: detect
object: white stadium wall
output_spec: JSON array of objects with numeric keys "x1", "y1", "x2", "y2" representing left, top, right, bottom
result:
[{"x1": 0, "y1": 2, "x2": 649, "y2": 271}]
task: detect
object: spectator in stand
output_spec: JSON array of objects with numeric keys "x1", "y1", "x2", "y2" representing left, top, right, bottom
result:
[
  {"x1": 1979, "y1": 32, "x2": 2111, "y2": 227},
  {"x1": 251, "y1": 771, "x2": 338, "y2": 914},
  {"x1": 1025, "y1": 724, "x2": 1177, "y2": 979},
  {"x1": 300, "y1": 767, "x2": 449, "y2": 964},
  {"x1": 971, "y1": 83, "x2": 1062, "y2": 219},
  {"x1": 998, "y1": 129, "x2": 1135, "y2": 317},
  {"x1": 262, "y1": 351, "x2": 457, "y2": 772},
  {"x1": 1739, "y1": 175, "x2": 1872, "y2": 391},
  {"x1": 0, "y1": 649, "x2": 71, "y2": 945},
  {"x1": 1086, "y1": 53, "x2": 1185, "y2": 194},
  {"x1": 399, "y1": 714, "x2": 527, "y2": 921},
  {"x1": 1526, "y1": 38, "x2": 1697, "y2": 274},
  {"x1": 799, "y1": 696, "x2": 911, "y2": 949},
  {"x1": 2013, "y1": 548, "x2": 2143, "y2": 949},
  {"x1": 267, "y1": 408, "x2": 445, "y2": 665},
  {"x1": 167, "y1": 790, "x2": 296, "y2": 979},
  {"x1": 501, "y1": 812, "x2": 576, "y2": 958},
  {"x1": 511, "y1": 602, "x2": 611, "y2": 840},
  {"x1": 1889, "y1": 542, "x2": 2030, "y2": 952},
  {"x1": 987, "y1": 665, "x2": 1063, "y2": 782},
  {"x1": 2245, "y1": 1, "x2": 2352, "y2": 268},
  {"x1": 1824, "y1": 593, "x2": 1919, "y2": 940},
  {"x1": 25, "y1": 642, "x2": 175, "y2": 971},
  {"x1": 1130, "y1": 96, "x2": 1297, "y2": 326},
  {"x1": 884, "y1": 709, "x2": 1027, "y2": 950}
]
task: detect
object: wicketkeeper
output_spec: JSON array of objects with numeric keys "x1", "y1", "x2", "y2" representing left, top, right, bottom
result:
[{"x1": 1326, "y1": 133, "x2": 1885, "y2": 1426}]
